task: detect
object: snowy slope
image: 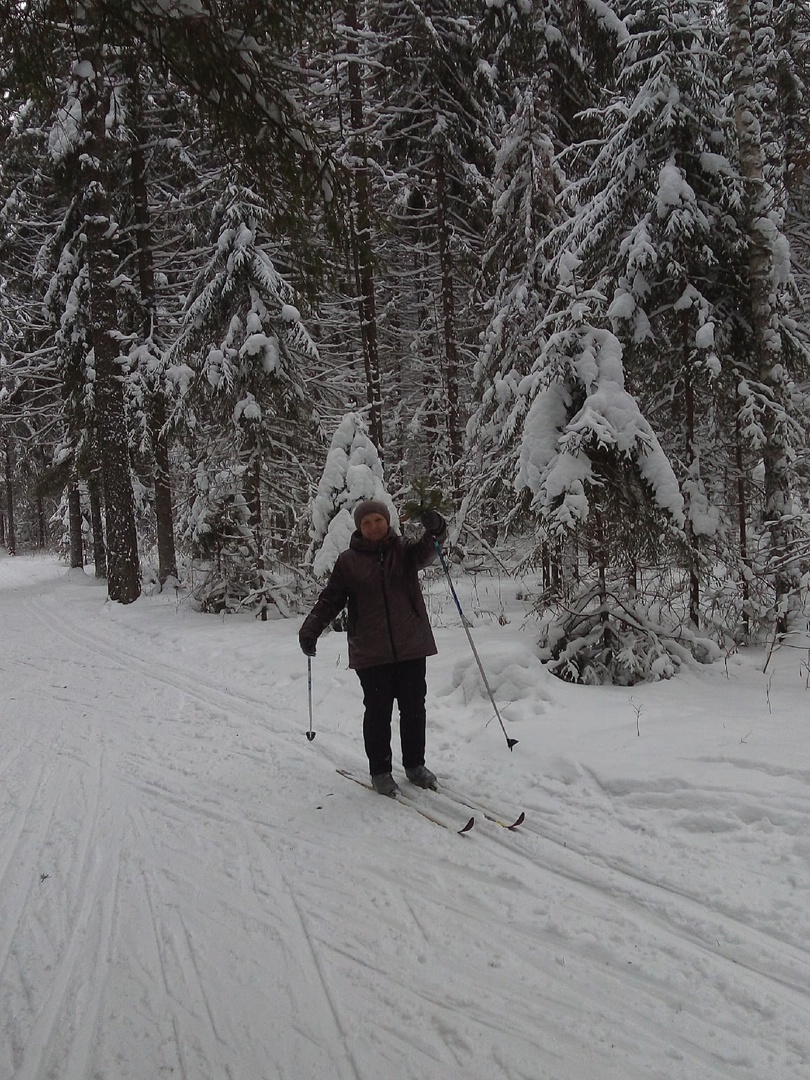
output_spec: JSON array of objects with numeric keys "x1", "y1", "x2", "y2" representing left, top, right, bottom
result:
[{"x1": 1, "y1": 552, "x2": 808, "y2": 1080}]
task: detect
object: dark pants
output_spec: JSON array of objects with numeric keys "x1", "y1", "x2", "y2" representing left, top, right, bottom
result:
[{"x1": 356, "y1": 658, "x2": 427, "y2": 777}]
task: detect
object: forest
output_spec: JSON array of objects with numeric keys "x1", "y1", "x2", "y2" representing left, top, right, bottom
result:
[{"x1": 1, "y1": 0, "x2": 809, "y2": 685}]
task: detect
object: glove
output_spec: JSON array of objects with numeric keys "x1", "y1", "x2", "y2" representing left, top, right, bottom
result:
[
  {"x1": 299, "y1": 635, "x2": 317, "y2": 657},
  {"x1": 420, "y1": 509, "x2": 446, "y2": 536}
]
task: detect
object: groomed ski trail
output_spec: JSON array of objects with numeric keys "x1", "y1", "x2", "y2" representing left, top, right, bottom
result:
[{"x1": 1, "y1": 554, "x2": 808, "y2": 1080}]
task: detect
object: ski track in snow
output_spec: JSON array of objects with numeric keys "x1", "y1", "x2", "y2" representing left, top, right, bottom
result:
[{"x1": 1, "y1": 555, "x2": 809, "y2": 1079}]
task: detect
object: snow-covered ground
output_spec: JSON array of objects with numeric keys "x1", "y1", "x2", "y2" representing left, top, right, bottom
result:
[{"x1": 2, "y1": 551, "x2": 808, "y2": 1080}]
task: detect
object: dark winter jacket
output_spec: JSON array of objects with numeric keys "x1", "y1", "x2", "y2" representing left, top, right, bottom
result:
[{"x1": 300, "y1": 527, "x2": 443, "y2": 669}]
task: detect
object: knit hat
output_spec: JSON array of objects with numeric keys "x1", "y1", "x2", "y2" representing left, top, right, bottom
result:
[{"x1": 353, "y1": 499, "x2": 391, "y2": 529}]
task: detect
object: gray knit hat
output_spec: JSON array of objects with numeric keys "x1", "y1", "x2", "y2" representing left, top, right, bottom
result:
[{"x1": 353, "y1": 499, "x2": 391, "y2": 529}]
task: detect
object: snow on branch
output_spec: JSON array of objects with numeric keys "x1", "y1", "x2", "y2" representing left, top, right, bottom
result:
[{"x1": 517, "y1": 325, "x2": 684, "y2": 531}]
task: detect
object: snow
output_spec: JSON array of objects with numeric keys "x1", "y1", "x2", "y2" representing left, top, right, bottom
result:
[
  {"x1": 583, "y1": 0, "x2": 630, "y2": 45},
  {"x1": 607, "y1": 289, "x2": 636, "y2": 319},
  {"x1": 517, "y1": 329, "x2": 685, "y2": 528},
  {"x1": 234, "y1": 393, "x2": 262, "y2": 422},
  {"x1": 2, "y1": 552, "x2": 809, "y2": 1080},
  {"x1": 47, "y1": 97, "x2": 83, "y2": 164},
  {"x1": 656, "y1": 160, "x2": 696, "y2": 218},
  {"x1": 309, "y1": 413, "x2": 397, "y2": 577},
  {"x1": 72, "y1": 61, "x2": 95, "y2": 80},
  {"x1": 699, "y1": 152, "x2": 731, "y2": 176},
  {"x1": 695, "y1": 322, "x2": 715, "y2": 349}
]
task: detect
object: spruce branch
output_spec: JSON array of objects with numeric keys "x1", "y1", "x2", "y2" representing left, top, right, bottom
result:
[{"x1": 400, "y1": 476, "x2": 452, "y2": 522}]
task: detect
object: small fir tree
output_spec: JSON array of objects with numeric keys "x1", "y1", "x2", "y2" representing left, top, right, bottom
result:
[
  {"x1": 514, "y1": 283, "x2": 717, "y2": 684},
  {"x1": 308, "y1": 412, "x2": 396, "y2": 577}
]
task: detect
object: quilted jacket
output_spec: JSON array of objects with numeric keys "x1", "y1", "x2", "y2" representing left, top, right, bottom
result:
[{"x1": 300, "y1": 527, "x2": 442, "y2": 670}]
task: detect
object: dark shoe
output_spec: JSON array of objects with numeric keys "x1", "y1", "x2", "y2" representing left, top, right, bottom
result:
[
  {"x1": 405, "y1": 765, "x2": 437, "y2": 789},
  {"x1": 371, "y1": 772, "x2": 400, "y2": 797}
]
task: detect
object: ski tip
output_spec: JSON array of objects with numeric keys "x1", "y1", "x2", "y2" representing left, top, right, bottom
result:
[
  {"x1": 458, "y1": 816, "x2": 475, "y2": 835},
  {"x1": 508, "y1": 812, "x2": 525, "y2": 830}
]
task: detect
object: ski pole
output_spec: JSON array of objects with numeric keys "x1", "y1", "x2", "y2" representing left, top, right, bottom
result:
[
  {"x1": 306, "y1": 656, "x2": 316, "y2": 741},
  {"x1": 433, "y1": 539, "x2": 517, "y2": 750}
]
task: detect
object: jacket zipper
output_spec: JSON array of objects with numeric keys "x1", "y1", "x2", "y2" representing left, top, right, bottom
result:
[{"x1": 379, "y1": 549, "x2": 399, "y2": 661}]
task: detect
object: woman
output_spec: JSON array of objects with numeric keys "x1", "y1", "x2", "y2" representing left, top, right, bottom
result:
[{"x1": 299, "y1": 499, "x2": 446, "y2": 795}]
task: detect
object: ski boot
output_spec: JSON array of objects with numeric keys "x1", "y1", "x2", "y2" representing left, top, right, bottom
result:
[{"x1": 405, "y1": 765, "x2": 438, "y2": 789}]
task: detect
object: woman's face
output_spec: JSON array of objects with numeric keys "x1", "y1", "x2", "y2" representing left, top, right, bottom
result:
[{"x1": 359, "y1": 513, "x2": 389, "y2": 543}]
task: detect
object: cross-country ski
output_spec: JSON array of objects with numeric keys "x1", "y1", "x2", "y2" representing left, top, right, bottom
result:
[{"x1": 336, "y1": 768, "x2": 476, "y2": 834}]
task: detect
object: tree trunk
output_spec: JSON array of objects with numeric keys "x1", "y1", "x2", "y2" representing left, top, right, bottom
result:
[
  {"x1": 128, "y1": 55, "x2": 178, "y2": 587},
  {"x1": 728, "y1": 0, "x2": 793, "y2": 631},
  {"x1": 68, "y1": 481, "x2": 83, "y2": 569},
  {"x1": 83, "y1": 47, "x2": 141, "y2": 603},
  {"x1": 36, "y1": 494, "x2": 48, "y2": 549},
  {"x1": 4, "y1": 439, "x2": 16, "y2": 556},
  {"x1": 152, "y1": 404, "x2": 177, "y2": 585},
  {"x1": 735, "y1": 414, "x2": 751, "y2": 637},
  {"x1": 682, "y1": 347, "x2": 701, "y2": 627},
  {"x1": 247, "y1": 451, "x2": 267, "y2": 620},
  {"x1": 88, "y1": 473, "x2": 107, "y2": 579},
  {"x1": 594, "y1": 510, "x2": 608, "y2": 616}
]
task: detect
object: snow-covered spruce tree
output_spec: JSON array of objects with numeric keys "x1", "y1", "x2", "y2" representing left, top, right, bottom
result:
[
  {"x1": 315, "y1": 1, "x2": 386, "y2": 455},
  {"x1": 2, "y1": 13, "x2": 142, "y2": 600},
  {"x1": 467, "y1": 1, "x2": 582, "y2": 532},
  {"x1": 182, "y1": 462, "x2": 259, "y2": 614},
  {"x1": 0, "y1": 66, "x2": 120, "y2": 578},
  {"x1": 777, "y1": 1, "x2": 810, "y2": 276},
  {"x1": 1, "y1": 435, "x2": 16, "y2": 554},
  {"x1": 540, "y1": 0, "x2": 751, "y2": 629},
  {"x1": 307, "y1": 411, "x2": 397, "y2": 578},
  {"x1": 515, "y1": 283, "x2": 718, "y2": 684},
  {"x1": 115, "y1": 52, "x2": 186, "y2": 589},
  {"x1": 1, "y1": 65, "x2": 200, "y2": 577},
  {"x1": 164, "y1": 183, "x2": 326, "y2": 611},
  {"x1": 2, "y1": 1, "x2": 334, "y2": 601},
  {"x1": 0, "y1": 115, "x2": 67, "y2": 555},
  {"x1": 727, "y1": 0, "x2": 810, "y2": 634},
  {"x1": 370, "y1": 0, "x2": 491, "y2": 492},
  {"x1": 2, "y1": 48, "x2": 189, "y2": 583},
  {"x1": 70, "y1": 37, "x2": 142, "y2": 602},
  {"x1": 780, "y1": 1, "x2": 810, "y2": 318},
  {"x1": 45, "y1": 234, "x2": 105, "y2": 572}
]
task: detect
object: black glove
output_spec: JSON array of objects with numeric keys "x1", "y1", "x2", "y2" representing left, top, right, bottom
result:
[
  {"x1": 299, "y1": 635, "x2": 317, "y2": 657},
  {"x1": 420, "y1": 510, "x2": 446, "y2": 536}
]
